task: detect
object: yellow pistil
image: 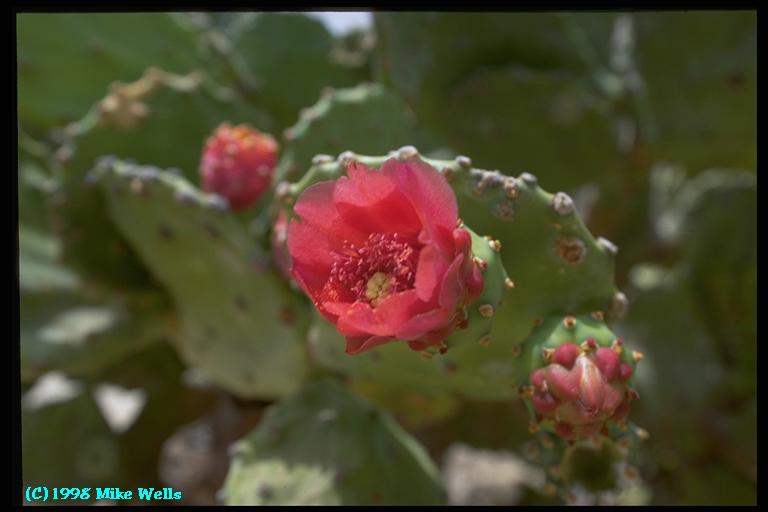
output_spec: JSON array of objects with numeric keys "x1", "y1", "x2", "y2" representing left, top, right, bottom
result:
[{"x1": 365, "y1": 272, "x2": 391, "y2": 307}]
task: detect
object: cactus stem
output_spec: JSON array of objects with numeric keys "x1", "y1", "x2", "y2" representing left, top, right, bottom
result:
[
  {"x1": 478, "y1": 304, "x2": 495, "y2": 318},
  {"x1": 563, "y1": 315, "x2": 577, "y2": 329},
  {"x1": 487, "y1": 238, "x2": 502, "y2": 251},
  {"x1": 511, "y1": 344, "x2": 522, "y2": 357},
  {"x1": 520, "y1": 172, "x2": 538, "y2": 185},
  {"x1": 542, "y1": 347, "x2": 555, "y2": 363},
  {"x1": 533, "y1": 317, "x2": 544, "y2": 326},
  {"x1": 591, "y1": 310, "x2": 605, "y2": 321},
  {"x1": 504, "y1": 277, "x2": 515, "y2": 289},
  {"x1": 632, "y1": 350, "x2": 644, "y2": 362}
]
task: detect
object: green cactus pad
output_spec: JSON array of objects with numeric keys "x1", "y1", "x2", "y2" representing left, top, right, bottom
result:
[
  {"x1": 48, "y1": 65, "x2": 267, "y2": 293},
  {"x1": 220, "y1": 378, "x2": 445, "y2": 505},
  {"x1": 19, "y1": 226, "x2": 80, "y2": 293},
  {"x1": 17, "y1": 13, "x2": 202, "y2": 132},
  {"x1": 20, "y1": 290, "x2": 171, "y2": 384},
  {"x1": 209, "y1": 12, "x2": 365, "y2": 131},
  {"x1": 275, "y1": 83, "x2": 432, "y2": 182},
  {"x1": 284, "y1": 150, "x2": 619, "y2": 400},
  {"x1": 94, "y1": 159, "x2": 309, "y2": 399},
  {"x1": 23, "y1": 390, "x2": 121, "y2": 488},
  {"x1": 633, "y1": 12, "x2": 756, "y2": 171}
]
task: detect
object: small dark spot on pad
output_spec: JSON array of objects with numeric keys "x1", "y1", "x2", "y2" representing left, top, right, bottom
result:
[
  {"x1": 203, "y1": 223, "x2": 220, "y2": 239},
  {"x1": 159, "y1": 224, "x2": 174, "y2": 240},
  {"x1": 234, "y1": 295, "x2": 248, "y2": 312}
]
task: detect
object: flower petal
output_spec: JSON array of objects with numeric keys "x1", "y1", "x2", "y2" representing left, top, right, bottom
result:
[
  {"x1": 293, "y1": 180, "x2": 367, "y2": 246},
  {"x1": 334, "y1": 161, "x2": 422, "y2": 236},
  {"x1": 287, "y1": 220, "x2": 334, "y2": 294},
  {"x1": 382, "y1": 158, "x2": 457, "y2": 250}
]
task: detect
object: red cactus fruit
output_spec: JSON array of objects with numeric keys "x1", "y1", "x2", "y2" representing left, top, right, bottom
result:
[{"x1": 200, "y1": 123, "x2": 278, "y2": 210}]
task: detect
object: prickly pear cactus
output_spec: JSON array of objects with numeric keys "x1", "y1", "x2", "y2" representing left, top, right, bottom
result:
[
  {"x1": 220, "y1": 378, "x2": 445, "y2": 505},
  {"x1": 91, "y1": 158, "x2": 309, "y2": 399},
  {"x1": 21, "y1": 11, "x2": 757, "y2": 506},
  {"x1": 279, "y1": 148, "x2": 625, "y2": 402}
]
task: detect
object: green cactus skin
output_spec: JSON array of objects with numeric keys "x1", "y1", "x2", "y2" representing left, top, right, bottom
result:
[
  {"x1": 202, "y1": 12, "x2": 366, "y2": 132},
  {"x1": 23, "y1": 391, "x2": 121, "y2": 488},
  {"x1": 91, "y1": 158, "x2": 309, "y2": 400},
  {"x1": 20, "y1": 290, "x2": 172, "y2": 384},
  {"x1": 632, "y1": 12, "x2": 756, "y2": 171},
  {"x1": 17, "y1": 13, "x2": 203, "y2": 133},
  {"x1": 372, "y1": 13, "x2": 624, "y2": 191},
  {"x1": 523, "y1": 426, "x2": 648, "y2": 504},
  {"x1": 19, "y1": 226, "x2": 80, "y2": 294},
  {"x1": 274, "y1": 83, "x2": 434, "y2": 183},
  {"x1": 45, "y1": 64, "x2": 267, "y2": 294},
  {"x1": 220, "y1": 378, "x2": 445, "y2": 505},
  {"x1": 280, "y1": 148, "x2": 622, "y2": 401}
]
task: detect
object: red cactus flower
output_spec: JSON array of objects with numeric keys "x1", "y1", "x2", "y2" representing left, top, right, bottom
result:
[
  {"x1": 200, "y1": 123, "x2": 278, "y2": 210},
  {"x1": 287, "y1": 158, "x2": 484, "y2": 354},
  {"x1": 530, "y1": 343, "x2": 636, "y2": 441}
]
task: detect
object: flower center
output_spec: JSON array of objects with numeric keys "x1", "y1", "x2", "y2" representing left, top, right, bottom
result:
[{"x1": 326, "y1": 232, "x2": 420, "y2": 306}]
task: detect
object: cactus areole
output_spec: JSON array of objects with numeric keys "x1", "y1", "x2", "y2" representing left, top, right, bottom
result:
[
  {"x1": 287, "y1": 158, "x2": 484, "y2": 354},
  {"x1": 200, "y1": 123, "x2": 278, "y2": 210}
]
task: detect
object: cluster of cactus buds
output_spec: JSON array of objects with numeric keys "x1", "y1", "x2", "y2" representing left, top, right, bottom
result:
[{"x1": 518, "y1": 313, "x2": 642, "y2": 443}]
